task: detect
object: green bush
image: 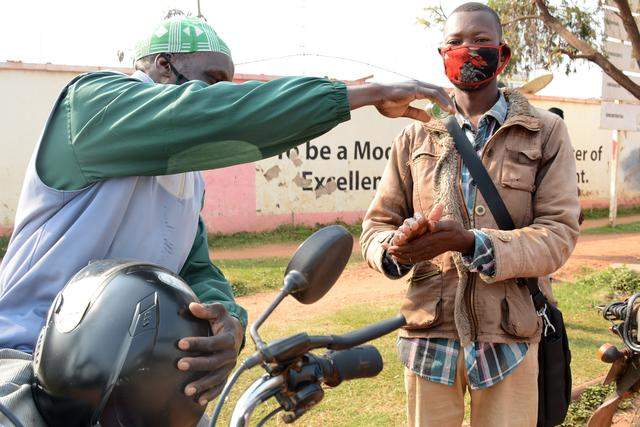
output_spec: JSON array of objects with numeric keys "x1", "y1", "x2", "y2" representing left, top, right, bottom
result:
[
  {"x1": 562, "y1": 384, "x2": 614, "y2": 427},
  {"x1": 575, "y1": 267, "x2": 640, "y2": 297},
  {"x1": 0, "y1": 235, "x2": 8, "y2": 260},
  {"x1": 230, "y1": 280, "x2": 250, "y2": 297}
]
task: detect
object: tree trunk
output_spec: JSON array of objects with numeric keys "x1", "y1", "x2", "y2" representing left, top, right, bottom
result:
[{"x1": 534, "y1": 0, "x2": 640, "y2": 101}]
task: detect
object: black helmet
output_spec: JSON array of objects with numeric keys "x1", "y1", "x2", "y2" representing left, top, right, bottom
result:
[{"x1": 32, "y1": 260, "x2": 211, "y2": 427}]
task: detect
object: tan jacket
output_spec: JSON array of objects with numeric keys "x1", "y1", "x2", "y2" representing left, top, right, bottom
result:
[{"x1": 361, "y1": 90, "x2": 580, "y2": 346}]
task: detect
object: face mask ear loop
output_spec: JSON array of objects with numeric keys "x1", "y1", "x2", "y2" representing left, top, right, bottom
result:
[
  {"x1": 495, "y1": 44, "x2": 512, "y2": 76},
  {"x1": 160, "y1": 53, "x2": 190, "y2": 85}
]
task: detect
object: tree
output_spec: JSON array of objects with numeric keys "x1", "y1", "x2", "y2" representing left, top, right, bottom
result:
[{"x1": 418, "y1": 0, "x2": 640, "y2": 100}]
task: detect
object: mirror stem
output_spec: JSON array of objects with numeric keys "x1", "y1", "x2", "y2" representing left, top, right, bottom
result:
[
  {"x1": 250, "y1": 271, "x2": 308, "y2": 351},
  {"x1": 250, "y1": 290, "x2": 287, "y2": 350}
]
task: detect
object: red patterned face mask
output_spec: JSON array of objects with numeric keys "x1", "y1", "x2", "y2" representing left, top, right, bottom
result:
[{"x1": 438, "y1": 44, "x2": 511, "y2": 90}]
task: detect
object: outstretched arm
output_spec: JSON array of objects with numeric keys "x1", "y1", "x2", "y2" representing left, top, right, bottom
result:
[{"x1": 38, "y1": 72, "x2": 453, "y2": 190}]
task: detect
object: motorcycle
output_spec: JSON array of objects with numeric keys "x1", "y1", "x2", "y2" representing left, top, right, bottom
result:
[
  {"x1": 209, "y1": 225, "x2": 406, "y2": 426},
  {"x1": 0, "y1": 225, "x2": 406, "y2": 427},
  {"x1": 588, "y1": 293, "x2": 640, "y2": 426}
]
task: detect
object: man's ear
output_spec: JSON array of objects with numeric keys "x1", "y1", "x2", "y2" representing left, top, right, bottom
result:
[{"x1": 154, "y1": 54, "x2": 174, "y2": 83}]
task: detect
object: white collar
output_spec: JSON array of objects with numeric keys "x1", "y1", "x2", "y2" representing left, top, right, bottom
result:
[{"x1": 131, "y1": 70, "x2": 155, "y2": 84}]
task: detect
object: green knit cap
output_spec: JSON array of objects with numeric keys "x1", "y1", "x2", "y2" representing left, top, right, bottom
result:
[{"x1": 134, "y1": 16, "x2": 231, "y2": 62}]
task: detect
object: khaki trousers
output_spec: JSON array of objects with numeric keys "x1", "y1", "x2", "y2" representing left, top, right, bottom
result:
[{"x1": 404, "y1": 343, "x2": 538, "y2": 427}]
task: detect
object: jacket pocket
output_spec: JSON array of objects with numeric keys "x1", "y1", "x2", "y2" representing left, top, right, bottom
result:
[
  {"x1": 410, "y1": 144, "x2": 440, "y2": 215},
  {"x1": 401, "y1": 263, "x2": 443, "y2": 330},
  {"x1": 500, "y1": 141, "x2": 541, "y2": 192},
  {"x1": 500, "y1": 281, "x2": 541, "y2": 339}
]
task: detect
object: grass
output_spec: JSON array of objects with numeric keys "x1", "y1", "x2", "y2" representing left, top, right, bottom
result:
[
  {"x1": 217, "y1": 257, "x2": 288, "y2": 297},
  {"x1": 218, "y1": 252, "x2": 364, "y2": 297},
  {"x1": 208, "y1": 222, "x2": 362, "y2": 250},
  {"x1": 582, "y1": 221, "x2": 640, "y2": 235},
  {"x1": 582, "y1": 205, "x2": 640, "y2": 220},
  {"x1": 214, "y1": 303, "x2": 407, "y2": 426},
  {"x1": 210, "y1": 267, "x2": 632, "y2": 425}
]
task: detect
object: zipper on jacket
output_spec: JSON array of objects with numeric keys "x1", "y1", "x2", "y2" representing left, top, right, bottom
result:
[
  {"x1": 460, "y1": 114, "x2": 539, "y2": 341},
  {"x1": 455, "y1": 156, "x2": 478, "y2": 340},
  {"x1": 458, "y1": 125, "x2": 508, "y2": 342}
]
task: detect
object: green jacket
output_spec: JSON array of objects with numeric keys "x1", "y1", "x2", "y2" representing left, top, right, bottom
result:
[{"x1": 37, "y1": 71, "x2": 351, "y2": 327}]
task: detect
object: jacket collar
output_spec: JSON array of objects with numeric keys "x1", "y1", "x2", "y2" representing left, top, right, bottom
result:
[
  {"x1": 423, "y1": 89, "x2": 542, "y2": 134},
  {"x1": 131, "y1": 70, "x2": 155, "y2": 84}
]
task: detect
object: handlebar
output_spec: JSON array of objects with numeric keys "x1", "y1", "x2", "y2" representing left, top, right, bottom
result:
[
  {"x1": 602, "y1": 301, "x2": 628, "y2": 321},
  {"x1": 600, "y1": 294, "x2": 640, "y2": 353},
  {"x1": 319, "y1": 345, "x2": 383, "y2": 387},
  {"x1": 325, "y1": 315, "x2": 407, "y2": 350}
]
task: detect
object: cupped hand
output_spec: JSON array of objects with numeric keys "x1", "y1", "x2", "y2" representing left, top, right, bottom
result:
[
  {"x1": 387, "y1": 219, "x2": 475, "y2": 264},
  {"x1": 375, "y1": 81, "x2": 455, "y2": 122},
  {"x1": 384, "y1": 204, "x2": 445, "y2": 248},
  {"x1": 177, "y1": 302, "x2": 243, "y2": 406}
]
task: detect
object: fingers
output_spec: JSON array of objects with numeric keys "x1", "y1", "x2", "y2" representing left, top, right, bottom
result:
[
  {"x1": 184, "y1": 364, "x2": 234, "y2": 404},
  {"x1": 429, "y1": 220, "x2": 457, "y2": 233},
  {"x1": 389, "y1": 213, "x2": 431, "y2": 247},
  {"x1": 189, "y1": 302, "x2": 227, "y2": 321},
  {"x1": 415, "y1": 85, "x2": 455, "y2": 113},
  {"x1": 427, "y1": 204, "x2": 444, "y2": 221},
  {"x1": 178, "y1": 349, "x2": 237, "y2": 371},
  {"x1": 179, "y1": 332, "x2": 235, "y2": 353},
  {"x1": 392, "y1": 230, "x2": 409, "y2": 246},
  {"x1": 196, "y1": 382, "x2": 226, "y2": 406},
  {"x1": 402, "y1": 106, "x2": 431, "y2": 122},
  {"x1": 401, "y1": 218, "x2": 419, "y2": 235}
]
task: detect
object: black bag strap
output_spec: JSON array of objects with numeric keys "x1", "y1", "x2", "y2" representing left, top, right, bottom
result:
[{"x1": 444, "y1": 116, "x2": 547, "y2": 311}]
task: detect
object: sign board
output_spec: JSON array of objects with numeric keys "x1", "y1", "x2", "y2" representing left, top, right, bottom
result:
[
  {"x1": 255, "y1": 106, "x2": 417, "y2": 215},
  {"x1": 604, "y1": 0, "x2": 640, "y2": 12},
  {"x1": 604, "y1": 9, "x2": 634, "y2": 41},
  {"x1": 603, "y1": 40, "x2": 640, "y2": 73},
  {"x1": 602, "y1": 73, "x2": 640, "y2": 102},
  {"x1": 600, "y1": 102, "x2": 640, "y2": 130}
]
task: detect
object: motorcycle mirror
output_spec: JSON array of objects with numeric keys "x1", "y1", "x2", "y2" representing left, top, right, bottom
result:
[{"x1": 285, "y1": 225, "x2": 353, "y2": 304}]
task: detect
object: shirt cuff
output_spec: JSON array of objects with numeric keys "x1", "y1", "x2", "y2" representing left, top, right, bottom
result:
[
  {"x1": 382, "y1": 251, "x2": 413, "y2": 278},
  {"x1": 462, "y1": 230, "x2": 496, "y2": 277},
  {"x1": 331, "y1": 81, "x2": 352, "y2": 123}
]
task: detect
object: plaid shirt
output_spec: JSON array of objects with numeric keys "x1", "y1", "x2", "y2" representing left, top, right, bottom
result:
[{"x1": 398, "y1": 93, "x2": 529, "y2": 390}]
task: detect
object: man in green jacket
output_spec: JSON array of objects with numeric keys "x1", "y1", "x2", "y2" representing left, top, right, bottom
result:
[{"x1": 0, "y1": 15, "x2": 453, "y2": 414}]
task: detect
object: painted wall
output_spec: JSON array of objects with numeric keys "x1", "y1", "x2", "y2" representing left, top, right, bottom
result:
[
  {"x1": 202, "y1": 97, "x2": 640, "y2": 233},
  {"x1": 0, "y1": 67, "x2": 81, "y2": 234},
  {"x1": 1, "y1": 63, "x2": 639, "y2": 235}
]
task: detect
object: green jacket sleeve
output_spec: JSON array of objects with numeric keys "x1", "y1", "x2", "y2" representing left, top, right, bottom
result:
[
  {"x1": 37, "y1": 71, "x2": 350, "y2": 190},
  {"x1": 180, "y1": 216, "x2": 248, "y2": 329}
]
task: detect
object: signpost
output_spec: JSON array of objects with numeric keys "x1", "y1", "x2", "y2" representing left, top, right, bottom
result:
[
  {"x1": 601, "y1": 1, "x2": 640, "y2": 226},
  {"x1": 599, "y1": 103, "x2": 637, "y2": 226},
  {"x1": 604, "y1": 9, "x2": 640, "y2": 41},
  {"x1": 602, "y1": 73, "x2": 640, "y2": 102},
  {"x1": 609, "y1": 130, "x2": 625, "y2": 227},
  {"x1": 603, "y1": 41, "x2": 640, "y2": 73},
  {"x1": 600, "y1": 102, "x2": 640, "y2": 130}
]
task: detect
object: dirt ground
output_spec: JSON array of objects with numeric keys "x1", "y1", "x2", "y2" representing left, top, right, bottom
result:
[
  {"x1": 217, "y1": 216, "x2": 640, "y2": 325},
  {"x1": 218, "y1": 220, "x2": 640, "y2": 424},
  {"x1": 215, "y1": 215, "x2": 640, "y2": 262}
]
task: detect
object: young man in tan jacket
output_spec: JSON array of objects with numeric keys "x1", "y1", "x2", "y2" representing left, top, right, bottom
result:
[{"x1": 361, "y1": 3, "x2": 580, "y2": 426}]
